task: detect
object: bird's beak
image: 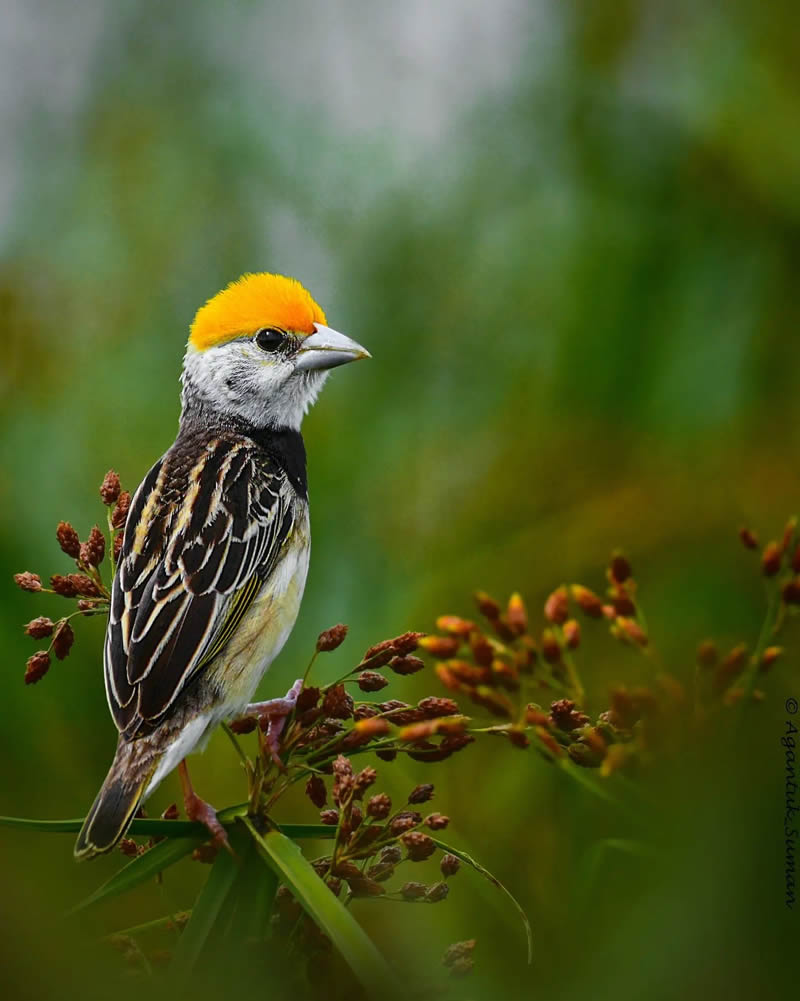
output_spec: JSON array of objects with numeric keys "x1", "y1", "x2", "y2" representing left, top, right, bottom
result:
[{"x1": 295, "y1": 323, "x2": 371, "y2": 371}]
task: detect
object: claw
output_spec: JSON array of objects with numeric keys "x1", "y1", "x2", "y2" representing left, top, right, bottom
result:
[
  {"x1": 178, "y1": 759, "x2": 232, "y2": 855},
  {"x1": 238, "y1": 678, "x2": 304, "y2": 769}
]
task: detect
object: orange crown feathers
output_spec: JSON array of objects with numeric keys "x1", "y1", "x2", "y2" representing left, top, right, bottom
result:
[{"x1": 189, "y1": 273, "x2": 327, "y2": 351}]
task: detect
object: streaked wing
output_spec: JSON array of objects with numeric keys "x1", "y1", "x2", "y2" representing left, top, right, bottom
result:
[{"x1": 104, "y1": 435, "x2": 295, "y2": 738}]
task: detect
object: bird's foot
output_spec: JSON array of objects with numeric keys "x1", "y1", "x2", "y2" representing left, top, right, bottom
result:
[
  {"x1": 242, "y1": 678, "x2": 304, "y2": 769},
  {"x1": 178, "y1": 759, "x2": 231, "y2": 854}
]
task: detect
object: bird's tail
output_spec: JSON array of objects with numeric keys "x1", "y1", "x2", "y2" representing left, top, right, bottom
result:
[{"x1": 74, "y1": 737, "x2": 161, "y2": 860}]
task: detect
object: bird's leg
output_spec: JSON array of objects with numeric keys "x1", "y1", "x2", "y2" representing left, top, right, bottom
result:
[
  {"x1": 177, "y1": 759, "x2": 231, "y2": 854},
  {"x1": 240, "y1": 678, "x2": 304, "y2": 768}
]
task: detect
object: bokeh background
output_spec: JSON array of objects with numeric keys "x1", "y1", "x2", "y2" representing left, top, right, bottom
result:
[{"x1": 1, "y1": 1, "x2": 798, "y2": 998}]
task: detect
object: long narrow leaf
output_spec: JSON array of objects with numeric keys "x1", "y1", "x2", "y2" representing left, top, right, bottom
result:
[
  {"x1": 168, "y1": 829, "x2": 247, "y2": 979},
  {"x1": 69, "y1": 836, "x2": 202, "y2": 914},
  {"x1": 431, "y1": 837, "x2": 533, "y2": 964},
  {"x1": 0, "y1": 813, "x2": 336, "y2": 840},
  {"x1": 241, "y1": 817, "x2": 398, "y2": 999}
]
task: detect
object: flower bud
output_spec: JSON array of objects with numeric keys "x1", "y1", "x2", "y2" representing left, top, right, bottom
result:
[
  {"x1": 507, "y1": 592, "x2": 528, "y2": 635},
  {"x1": 322, "y1": 684, "x2": 354, "y2": 720},
  {"x1": 418, "y1": 635, "x2": 460, "y2": 658},
  {"x1": 541, "y1": 629, "x2": 561, "y2": 664},
  {"x1": 544, "y1": 586, "x2": 568, "y2": 625},
  {"x1": 610, "y1": 553, "x2": 632, "y2": 583},
  {"x1": 436, "y1": 615, "x2": 476, "y2": 637},
  {"x1": 760, "y1": 646, "x2": 783, "y2": 671},
  {"x1": 739, "y1": 526, "x2": 759, "y2": 550},
  {"x1": 571, "y1": 584, "x2": 603, "y2": 618},
  {"x1": 696, "y1": 640, "x2": 718, "y2": 668},
  {"x1": 408, "y1": 784, "x2": 434, "y2": 804},
  {"x1": 113, "y1": 532, "x2": 124, "y2": 560},
  {"x1": 426, "y1": 882, "x2": 449, "y2": 902},
  {"x1": 316, "y1": 623, "x2": 348, "y2": 652},
  {"x1": 402, "y1": 831, "x2": 436, "y2": 861},
  {"x1": 762, "y1": 541, "x2": 782, "y2": 577},
  {"x1": 111, "y1": 492, "x2": 131, "y2": 530},
  {"x1": 783, "y1": 577, "x2": 800, "y2": 605},
  {"x1": 425, "y1": 813, "x2": 449, "y2": 830},
  {"x1": 50, "y1": 574, "x2": 78, "y2": 597},
  {"x1": 319, "y1": 809, "x2": 339, "y2": 825},
  {"x1": 401, "y1": 881, "x2": 427, "y2": 900},
  {"x1": 353, "y1": 767, "x2": 377, "y2": 798},
  {"x1": 305, "y1": 775, "x2": 327, "y2": 808},
  {"x1": 100, "y1": 470, "x2": 121, "y2": 505},
  {"x1": 614, "y1": 616, "x2": 648, "y2": 647},
  {"x1": 474, "y1": 590, "x2": 501, "y2": 618},
  {"x1": 468, "y1": 632, "x2": 494, "y2": 667},
  {"x1": 52, "y1": 620, "x2": 75, "y2": 660},
  {"x1": 353, "y1": 716, "x2": 391, "y2": 738},
  {"x1": 563, "y1": 619, "x2": 581, "y2": 649},
  {"x1": 25, "y1": 617, "x2": 54, "y2": 638},
  {"x1": 390, "y1": 811, "x2": 421, "y2": 835},
  {"x1": 358, "y1": 670, "x2": 388, "y2": 692},
  {"x1": 366, "y1": 793, "x2": 392, "y2": 819},
  {"x1": 25, "y1": 650, "x2": 51, "y2": 684},
  {"x1": 56, "y1": 521, "x2": 81, "y2": 559},
  {"x1": 82, "y1": 526, "x2": 106, "y2": 567},
  {"x1": 440, "y1": 854, "x2": 460, "y2": 877},
  {"x1": 14, "y1": 572, "x2": 42, "y2": 592}
]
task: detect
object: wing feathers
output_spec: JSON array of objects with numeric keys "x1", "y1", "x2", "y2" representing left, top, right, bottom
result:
[{"x1": 104, "y1": 433, "x2": 298, "y2": 738}]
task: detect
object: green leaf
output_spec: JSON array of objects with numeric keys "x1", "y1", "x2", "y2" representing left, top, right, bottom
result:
[
  {"x1": 241, "y1": 816, "x2": 399, "y2": 999},
  {"x1": 431, "y1": 837, "x2": 533, "y2": 965},
  {"x1": 168, "y1": 828, "x2": 248, "y2": 979},
  {"x1": 69, "y1": 836, "x2": 202, "y2": 914},
  {"x1": 0, "y1": 812, "x2": 335, "y2": 840}
]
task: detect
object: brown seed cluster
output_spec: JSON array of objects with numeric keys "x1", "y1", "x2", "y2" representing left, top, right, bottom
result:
[{"x1": 15, "y1": 471, "x2": 122, "y2": 685}]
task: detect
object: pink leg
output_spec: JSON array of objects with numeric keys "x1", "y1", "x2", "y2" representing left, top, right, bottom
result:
[
  {"x1": 241, "y1": 678, "x2": 304, "y2": 768},
  {"x1": 178, "y1": 759, "x2": 231, "y2": 853}
]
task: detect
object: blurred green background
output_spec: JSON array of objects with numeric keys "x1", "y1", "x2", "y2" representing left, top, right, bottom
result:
[{"x1": 1, "y1": 1, "x2": 798, "y2": 998}]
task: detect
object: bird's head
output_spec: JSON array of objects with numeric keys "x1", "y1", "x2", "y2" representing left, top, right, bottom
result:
[{"x1": 181, "y1": 273, "x2": 369, "y2": 430}]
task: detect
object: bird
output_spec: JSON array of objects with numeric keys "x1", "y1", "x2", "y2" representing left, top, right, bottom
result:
[{"x1": 74, "y1": 272, "x2": 369, "y2": 859}]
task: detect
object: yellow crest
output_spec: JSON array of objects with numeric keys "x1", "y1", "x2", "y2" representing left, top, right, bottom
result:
[{"x1": 189, "y1": 273, "x2": 327, "y2": 351}]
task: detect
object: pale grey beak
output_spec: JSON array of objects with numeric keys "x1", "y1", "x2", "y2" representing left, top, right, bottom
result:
[{"x1": 295, "y1": 323, "x2": 371, "y2": 371}]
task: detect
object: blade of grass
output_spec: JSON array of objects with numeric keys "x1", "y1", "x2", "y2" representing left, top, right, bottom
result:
[
  {"x1": 168, "y1": 829, "x2": 247, "y2": 980},
  {"x1": 431, "y1": 837, "x2": 533, "y2": 965},
  {"x1": 69, "y1": 836, "x2": 202, "y2": 914},
  {"x1": 241, "y1": 816, "x2": 398, "y2": 999},
  {"x1": 0, "y1": 812, "x2": 335, "y2": 840}
]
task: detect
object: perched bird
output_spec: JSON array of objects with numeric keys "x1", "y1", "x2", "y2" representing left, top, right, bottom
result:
[{"x1": 74, "y1": 273, "x2": 369, "y2": 859}]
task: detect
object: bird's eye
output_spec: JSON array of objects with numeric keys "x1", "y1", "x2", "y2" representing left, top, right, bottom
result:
[{"x1": 255, "y1": 327, "x2": 284, "y2": 352}]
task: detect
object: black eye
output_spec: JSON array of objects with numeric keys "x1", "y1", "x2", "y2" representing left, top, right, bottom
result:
[{"x1": 255, "y1": 327, "x2": 284, "y2": 352}]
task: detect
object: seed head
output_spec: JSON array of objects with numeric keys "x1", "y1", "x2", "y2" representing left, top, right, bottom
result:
[
  {"x1": 549, "y1": 698, "x2": 590, "y2": 732},
  {"x1": 390, "y1": 811, "x2": 422, "y2": 835},
  {"x1": 25, "y1": 617, "x2": 54, "y2": 639},
  {"x1": 474, "y1": 591, "x2": 501, "y2": 618},
  {"x1": 119, "y1": 838, "x2": 139, "y2": 857},
  {"x1": 113, "y1": 532, "x2": 124, "y2": 560},
  {"x1": 544, "y1": 586, "x2": 569, "y2": 625},
  {"x1": 417, "y1": 696, "x2": 459, "y2": 718},
  {"x1": 380, "y1": 844, "x2": 403, "y2": 865},
  {"x1": 468, "y1": 632, "x2": 494, "y2": 667},
  {"x1": 389, "y1": 654, "x2": 425, "y2": 675},
  {"x1": 425, "y1": 813, "x2": 449, "y2": 830},
  {"x1": 408, "y1": 783, "x2": 434, "y2": 804},
  {"x1": 418, "y1": 635, "x2": 460, "y2": 658},
  {"x1": 353, "y1": 716, "x2": 391, "y2": 738},
  {"x1": 760, "y1": 646, "x2": 783, "y2": 671},
  {"x1": 571, "y1": 584, "x2": 603, "y2": 618},
  {"x1": 358, "y1": 670, "x2": 388, "y2": 692},
  {"x1": 366, "y1": 793, "x2": 392, "y2": 819},
  {"x1": 563, "y1": 619, "x2": 581, "y2": 649},
  {"x1": 111, "y1": 492, "x2": 131, "y2": 530},
  {"x1": 401, "y1": 881, "x2": 427, "y2": 900},
  {"x1": 100, "y1": 470, "x2": 121, "y2": 505},
  {"x1": 541, "y1": 629, "x2": 561, "y2": 664},
  {"x1": 696, "y1": 640, "x2": 718, "y2": 668},
  {"x1": 440, "y1": 853, "x2": 460, "y2": 877},
  {"x1": 762, "y1": 541, "x2": 782, "y2": 577},
  {"x1": 366, "y1": 861, "x2": 395, "y2": 882},
  {"x1": 322, "y1": 684, "x2": 354, "y2": 720},
  {"x1": 610, "y1": 553, "x2": 632, "y2": 584},
  {"x1": 56, "y1": 522, "x2": 81, "y2": 559},
  {"x1": 353, "y1": 767, "x2": 378, "y2": 798},
  {"x1": 402, "y1": 831, "x2": 436, "y2": 861},
  {"x1": 316, "y1": 623, "x2": 348, "y2": 652},
  {"x1": 614, "y1": 617, "x2": 648, "y2": 647},
  {"x1": 82, "y1": 526, "x2": 106, "y2": 567},
  {"x1": 507, "y1": 593, "x2": 528, "y2": 635},
  {"x1": 319, "y1": 809, "x2": 339, "y2": 826},
  {"x1": 52, "y1": 620, "x2": 75, "y2": 660},
  {"x1": 14, "y1": 572, "x2": 42, "y2": 592},
  {"x1": 783, "y1": 577, "x2": 800, "y2": 605},
  {"x1": 436, "y1": 616, "x2": 476, "y2": 637},
  {"x1": 305, "y1": 775, "x2": 327, "y2": 809},
  {"x1": 739, "y1": 526, "x2": 759, "y2": 550},
  {"x1": 25, "y1": 650, "x2": 51, "y2": 684},
  {"x1": 426, "y1": 882, "x2": 449, "y2": 902},
  {"x1": 442, "y1": 940, "x2": 476, "y2": 968}
]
